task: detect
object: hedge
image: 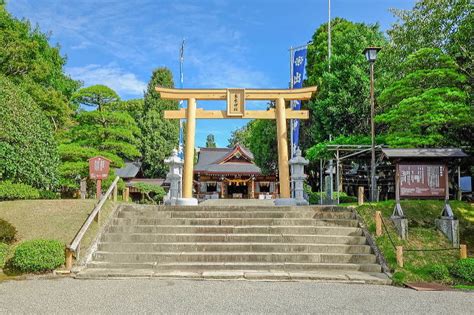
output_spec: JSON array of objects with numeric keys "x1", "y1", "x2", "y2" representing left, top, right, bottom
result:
[
  {"x1": 10, "y1": 240, "x2": 65, "y2": 273},
  {"x1": 0, "y1": 219, "x2": 16, "y2": 243},
  {"x1": 451, "y1": 258, "x2": 474, "y2": 284},
  {"x1": 0, "y1": 181, "x2": 40, "y2": 201}
]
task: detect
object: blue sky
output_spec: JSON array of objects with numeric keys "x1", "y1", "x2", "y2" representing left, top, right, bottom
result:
[{"x1": 8, "y1": 0, "x2": 414, "y2": 147}]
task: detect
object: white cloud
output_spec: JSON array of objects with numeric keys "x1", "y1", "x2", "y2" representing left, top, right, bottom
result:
[{"x1": 67, "y1": 64, "x2": 146, "y2": 97}]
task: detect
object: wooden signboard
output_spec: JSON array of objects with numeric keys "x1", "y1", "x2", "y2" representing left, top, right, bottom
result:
[
  {"x1": 88, "y1": 156, "x2": 111, "y2": 198},
  {"x1": 398, "y1": 164, "x2": 447, "y2": 197},
  {"x1": 226, "y1": 89, "x2": 245, "y2": 117},
  {"x1": 89, "y1": 156, "x2": 110, "y2": 180}
]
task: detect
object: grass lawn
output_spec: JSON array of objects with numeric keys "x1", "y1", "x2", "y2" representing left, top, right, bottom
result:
[
  {"x1": 356, "y1": 200, "x2": 473, "y2": 285},
  {"x1": 0, "y1": 199, "x2": 118, "y2": 272}
]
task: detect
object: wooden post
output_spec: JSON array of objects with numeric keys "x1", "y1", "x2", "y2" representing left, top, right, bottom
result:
[
  {"x1": 123, "y1": 187, "x2": 129, "y2": 202},
  {"x1": 65, "y1": 248, "x2": 73, "y2": 271},
  {"x1": 396, "y1": 246, "x2": 404, "y2": 268},
  {"x1": 460, "y1": 244, "x2": 467, "y2": 259},
  {"x1": 275, "y1": 97, "x2": 290, "y2": 199},
  {"x1": 113, "y1": 184, "x2": 118, "y2": 202},
  {"x1": 96, "y1": 179, "x2": 102, "y2": 199},
  {"x1": 183, "y1": 98, "x2": 196, "y2": 199},
  {"x1": 358, "y1": 186, "x2": 364, "y2": 206},
  {"x1": 375, "y1": 211, "x2": 382, "y2": 236}
]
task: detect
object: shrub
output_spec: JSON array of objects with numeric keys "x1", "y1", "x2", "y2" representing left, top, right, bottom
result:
[
  {"x1": 308, "y1": 191, "x2": 357, "y2": 204},
  {"x1": 0, "y1": 243, "x2": 9, "y2": 268},
  {"x1": 133, "y1": 182, "x2": 166, "y2": 204},
  {"x1": 39, "y1": 190, "x2": 60, "y2": 199},
  {"x1": 451, "y1": 258, "x2": 474, "y2": 284},
  {"x1": 0, "y1": 181, "x2": 40, "y2": 201},
  {"x1": 428, "y1": 264, "x2": 451, "y2": 282},
  {"x1": 10, "y1": 240, "x2": 65, "y2": 273},
  {"x1": 0, "y1": 219, "x2": 17, "y2": 243}
]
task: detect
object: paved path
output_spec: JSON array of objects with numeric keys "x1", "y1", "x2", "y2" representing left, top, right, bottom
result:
[{"x1": 0, "y1": 278, "x2": 472, "y2": 314}]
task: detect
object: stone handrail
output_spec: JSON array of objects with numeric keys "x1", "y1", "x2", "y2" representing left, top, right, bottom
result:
[{"x1": 65, "y1": 176, "x2": 120, "y2": 270}]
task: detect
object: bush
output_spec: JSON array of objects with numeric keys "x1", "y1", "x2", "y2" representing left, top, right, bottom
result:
[
  {"x1": 428, "y1": 264, "x2": 451, "y2": 282},
  {"x1": 451, "y1": 258, "x2": 474, "y2": 284},
  {"x1": 0, "y1": 219, "x2": 17, "y2": 243},
  {"x1": 0, "y1": 181, "x2": 40, "y2": 201},
  {"x1": 39, "y1": 190, "x2": 60, "y2": 199},
  {"x1": 10, "y1": 240, "x2": 65, "y2": 273},
  {"x1": 0, "y1": 243, "x2": 9, "y2": 268},
  {"x1": 308, "y1": 191, "x2": 357, "y2": 204},
  {"x1": 133, "y1": 182, "x2": 166, "y2": 204}
]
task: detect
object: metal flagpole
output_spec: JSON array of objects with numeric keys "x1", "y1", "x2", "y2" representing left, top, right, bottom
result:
[
  {"x1": 328, "y1": 0, "x2": 331, "y2": 71},
  {"x1": 289, "y1": 46, "x2": 294, "y2": 198},
  {"x1": 178, "y1": 39, "x2": 185, "y2": 159}
]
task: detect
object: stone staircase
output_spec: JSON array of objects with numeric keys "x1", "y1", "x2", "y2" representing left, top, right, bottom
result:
[{"x1": 76, "y1": 204, "x2": 391, "y2": 284}]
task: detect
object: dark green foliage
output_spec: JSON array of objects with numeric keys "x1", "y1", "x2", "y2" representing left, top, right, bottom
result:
[
  {"x1": 303, "y1": 18, "x2": 386, "y2": 146},
  {"x1": 0, "y1": 75, "x2": 60, "y2": 189},
  {"x1": 0, "y1": 5, "x2": 80, "y2": 130},
  {"x1": 133, "y1": 182, "x2": 166, "y2": 204},
  {"x1": 110, "y1": 99, "x2": 144, "y2": 122},
  {"x1": 451, "y1": 258, "x2": 474, "y2": 284},
  {"x1": 206, "y1": 134, "x2": 217, "y2": 148},
  {"x1": 10, "y1": 239, "x2": 65, "y2": 273},
  {"x1": 139, "y1": 68, "x2": 179, "y2": 178},
  {"x1": 38, "y1": 190, "x2": 60, "y2": 199},
  {"x1": 0, "y1": 219, "x2": 16, "y2": 243},
  {"x1": 246, "y1": 119, "x2": 278, "y2": 175},
  {"x1": 377, "y1": 48, "x2": 472, "y2": 147},
  {"x1": 228, "y1": 125, "x2": 251, "y2": 148},
  {"x1": 0, "y1": 242, "x2": 8, "y2": 268},
  {"x1": 71, "y1": 85, "x2": 120, "y2": 112},
  {"x1": 307, "y1": 191, "x2": 357, "y2": 205},
  {"x1": 0, "y1": 181, "x2": 40, "y2": 201},
  {"x1": 428, "y1": 264, "x2": 451, "y2": 282}
]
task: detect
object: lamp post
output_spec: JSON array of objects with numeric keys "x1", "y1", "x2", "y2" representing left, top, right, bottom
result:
[{"x1": 363, "y1": 47, "x2": 381, "y2": 202}]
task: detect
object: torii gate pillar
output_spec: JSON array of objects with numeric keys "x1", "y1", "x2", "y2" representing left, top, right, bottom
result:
[{"x1": 158, "y1": 87, "x2": 317, "y2": 205}]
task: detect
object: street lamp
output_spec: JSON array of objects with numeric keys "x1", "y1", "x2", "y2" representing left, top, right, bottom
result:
[{"x1": 363, "y1": 47, "x2": 381, "y2": 202}]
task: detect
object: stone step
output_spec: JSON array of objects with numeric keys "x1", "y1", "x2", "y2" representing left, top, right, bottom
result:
[
  {"x1": 118, "y1": 210, "x2": 354, "y2": 220},
  {"x1": 111, "y1": 217, "x2": 359, "y2": 227},
  {"x1": 75, "y1": 268, "x2": 391, "y2": 284},
  {"x1": 97, "y1": 242, "x2": 373, "y2": 254},
  {"x1": 106, "y1": 225, "x2": 363, "y2": 236},
  {"x1": 120, "y1": 205, "x2": 350, "y2": 213},
  {"x1": 85, "y1": 261, "x2": 382, "y2": 273},
  {"x1": 92, "y1": 251, "x2": 377, "y2": 264},
  {"x1": 101, "y1": 233, "x2": 368, "y2": 245}
]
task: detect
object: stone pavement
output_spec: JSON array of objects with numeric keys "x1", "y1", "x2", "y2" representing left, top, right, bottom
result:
[
  {"x1": 0, "y1": 278, "x2": 472, "y2": 314},
  {"x1": 200, "y1": 198, "x2": 275, "y2": 206}
]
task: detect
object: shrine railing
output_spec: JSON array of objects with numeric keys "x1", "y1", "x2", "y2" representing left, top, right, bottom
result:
[{"x1": 65, "y1": 176, "x2": 120, "y2": 270}]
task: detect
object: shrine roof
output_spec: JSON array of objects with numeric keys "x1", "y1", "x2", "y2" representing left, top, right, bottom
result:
[
  {"x1": 382, "y1": 148, "x2": 468, "y2": 159},
  {"x1": 194, "y1": 145, "x2": 262, "y2": 174}
]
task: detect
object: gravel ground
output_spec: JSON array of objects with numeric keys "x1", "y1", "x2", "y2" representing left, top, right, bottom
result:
[{"x1": 0, "y1": 278, "x2": 472, "y2": 314}]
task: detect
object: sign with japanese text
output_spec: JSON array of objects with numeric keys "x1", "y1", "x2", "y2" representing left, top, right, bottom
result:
[
  {"x1": 226, "y1": 89, "x2": 245, "y2": 117},
  {"x1": 88, "y1": 156, "x2": 110, "y2": 180},
  {"x1": 398, "y1": 164, "x2": 447, "y2": 197}
]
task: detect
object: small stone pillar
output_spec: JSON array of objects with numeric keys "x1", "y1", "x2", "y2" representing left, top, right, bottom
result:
[
  {"x1": 164, "y1": 149, "x2": 183, "y2": 205},
  {"x1": 289, "y1": 149, "x2": 309, "y2": 206}
]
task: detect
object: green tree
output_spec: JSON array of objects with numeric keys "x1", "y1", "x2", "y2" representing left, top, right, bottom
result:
[
  {"x1": 303, "y1": 18, "x2": 386, "y2": 148},
  {"x1": 227, "y1": 125, "x2": 250, "y2": 148},
  {"x1": 0, "y1": 75, "x2": 59, "y2": 189},
  {"x1": 0, "y1": 4, "x2": 80, "y2": 130},
  {"x1": 110, "y1": 98, "x2": 144, "y2": 121},
  {"x1": 59, "y1": 86, "x2": 141, "y2": 190},
  {"x1": 376, "y1": 48, "x2": 472, "y2": 147},
  {"x1": 205, "y1": 134, "x2": 217, "y2": 148},
  {"x1": 382, "y1": 0, "x2": 473, "y2": 86},
  {"x1": 246, "y1": 119, "x2": 278, "y2": 175},
  {"x1": 71, "y1": 85, "x2": 120, "y2": 112},
  {"x1": 139, "y1": 68, "x2": 179, "y2": 178}
]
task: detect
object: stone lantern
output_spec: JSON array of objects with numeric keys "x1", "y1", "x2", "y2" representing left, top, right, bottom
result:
[
  {"x1": 289, "y1": 149, "x2": 309, "y2": 205},
  {"x1": 164, "y1": 149, "x2": 183, "y2": 205}
]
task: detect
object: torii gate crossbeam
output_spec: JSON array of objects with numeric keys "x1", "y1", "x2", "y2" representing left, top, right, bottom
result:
[{"x1": 157, "y1": 86, "x2": 317, "y2": 203}]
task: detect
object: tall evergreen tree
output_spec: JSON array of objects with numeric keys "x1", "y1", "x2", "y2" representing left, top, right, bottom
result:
[
  {"x1": 139, "y1": 68, "x2": 179, "y2": 178},
  {"x1": 205, "y1": 134, "x2": 217, "y2": 148}
]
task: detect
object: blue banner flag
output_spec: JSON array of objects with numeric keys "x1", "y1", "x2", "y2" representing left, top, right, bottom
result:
[{"x1": 291, "y1": 47, "x2": 307, "y2": 156}]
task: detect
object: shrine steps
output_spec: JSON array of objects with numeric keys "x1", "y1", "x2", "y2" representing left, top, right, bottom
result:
[{"x1": 76, "y1": 204, "x2": 391, "y2": 284}]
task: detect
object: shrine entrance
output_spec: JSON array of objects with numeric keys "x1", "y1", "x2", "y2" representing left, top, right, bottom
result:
[{"x1": 157, "y1": 86, "x2": 317, "y2": 204}]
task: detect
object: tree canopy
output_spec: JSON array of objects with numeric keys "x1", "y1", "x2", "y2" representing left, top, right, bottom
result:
[
  {"x1": 205, "y1": 134, "x2": 217, "y2": 148},
  {"x1": 139, "y1": 68, "x2": 179, "y2": 178},
  {"x1": 0, "y1": 75, "x2": 59, "y2": 189}
]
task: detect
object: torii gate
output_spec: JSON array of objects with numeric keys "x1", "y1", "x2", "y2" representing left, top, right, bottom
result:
[{"x1": 157, "y1": 86, "x2": 317, "y2": 203}]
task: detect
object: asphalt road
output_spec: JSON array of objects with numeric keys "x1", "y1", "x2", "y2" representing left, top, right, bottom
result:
[{"x1": 0, "y1": 278, "x2": 472, "y2": 314}]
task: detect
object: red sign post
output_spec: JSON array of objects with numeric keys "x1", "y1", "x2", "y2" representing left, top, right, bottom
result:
[{"x1": 88, "y1": 156, "x2": 111, "y2": 198}]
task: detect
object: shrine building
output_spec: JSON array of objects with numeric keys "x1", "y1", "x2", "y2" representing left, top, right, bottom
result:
[{"x1": 193, "y1": 144, "x2": 278, "y2": 199}]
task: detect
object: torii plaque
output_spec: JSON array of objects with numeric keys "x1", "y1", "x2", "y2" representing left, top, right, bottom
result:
[{"x1": 157, "y1": 86, "x2": 317, "y2": 205}]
